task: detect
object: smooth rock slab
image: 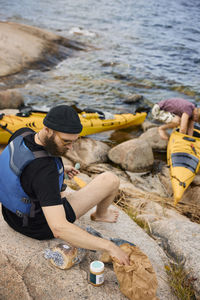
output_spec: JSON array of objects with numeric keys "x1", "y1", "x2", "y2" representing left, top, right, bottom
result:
[
  {"x1": 151, "y1": 218, "x2": 200, "y2": 299},
  {"x1": 78, "y1": 208, "x2": 177, "y2": 300},
  {"x1": 0, "y1": 204, "x2": 176, "y2": 300},
  {"x1": 0, "y1": 21, "x2": 86, "y2": 77}
]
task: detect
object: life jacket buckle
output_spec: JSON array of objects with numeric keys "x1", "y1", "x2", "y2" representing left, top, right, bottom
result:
[
  {"x1": 21, "y1": 197, "x2": 31, "y2": 204},
  {"x1": 16, "y1": 210, "x2": 24, "y2": 218}
]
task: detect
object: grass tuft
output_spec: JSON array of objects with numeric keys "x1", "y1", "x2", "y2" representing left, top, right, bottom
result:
[
  {"x1": 124, "y1": 207, "x2": 151, "y2": 236},
  {"x1": 165, "y1": 262, "x2": 197, "y2": 299},
  {"x1": 114, "y1": 189, "x2": 151, "y2": 235}
]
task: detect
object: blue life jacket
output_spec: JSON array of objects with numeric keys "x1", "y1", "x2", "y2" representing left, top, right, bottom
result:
[{"x1": 0, "y1": 132, "x2": 64, "y2": 226}]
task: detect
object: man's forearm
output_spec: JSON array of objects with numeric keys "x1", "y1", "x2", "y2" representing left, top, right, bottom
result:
[
  {"x1": 53, "y1": 221, "x2": 114, "y2": 253},
  {"x1": 42, "y1": 205, "x2": 130, "y2": 265},
  {"x1": 180, "y1": 113, "x2": 189, "y2": 134},
  {"x1": 187, "y1": 120, "x2": 194, "y2": 136}
]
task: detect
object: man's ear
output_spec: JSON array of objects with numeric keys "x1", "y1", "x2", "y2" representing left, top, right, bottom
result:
[{"x1": 44, "y1": 126, "x2": 54, "y2": 136}]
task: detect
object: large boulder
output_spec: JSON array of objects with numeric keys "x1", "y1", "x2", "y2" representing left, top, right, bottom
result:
[
  {"x1": 65, "y1": 137, "x2": 110, "y2": 167},
  {"x1": 108, "y1": 139, "x2": 154, "y2": 172},
  {"x1": 139, "y1": 127, "x2": 167, "y2": 151}
]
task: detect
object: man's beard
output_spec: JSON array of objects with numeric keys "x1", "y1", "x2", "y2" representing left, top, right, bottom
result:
[{"x1": 43, "y1": 134, "x2": 67, "y2": 156}]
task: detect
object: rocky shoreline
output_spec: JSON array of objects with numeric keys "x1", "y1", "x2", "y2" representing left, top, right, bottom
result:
[
  {"x1": 1, "y1": 109, "x2": 199, "y2": 298},
  {"x1": 62, "y1": 121, "x2": 200, "y2": 299},
  {"x1": 0, "y1": 21, "x2": 89, "y2": 78},
  {"x1": 0, "y1": 22, "x2": 199, "y2": 299}
]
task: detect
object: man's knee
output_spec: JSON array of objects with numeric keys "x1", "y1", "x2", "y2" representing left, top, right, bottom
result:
[{"x1": 101, "y1": 171, "x2": 120, "y2": 191}]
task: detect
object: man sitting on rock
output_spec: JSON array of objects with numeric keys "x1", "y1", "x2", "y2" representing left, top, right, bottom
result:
[
  {"x1": 0, "y1": 105, "x2": 129, "y2": 265},
  {"x1": 151, "y1": 98, "x2": 200, "y2": 140}
]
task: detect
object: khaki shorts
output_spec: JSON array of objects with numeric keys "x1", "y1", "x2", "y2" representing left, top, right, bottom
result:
[{"x1": 151, "y1": 104, "x2": 175, "y2": 123}]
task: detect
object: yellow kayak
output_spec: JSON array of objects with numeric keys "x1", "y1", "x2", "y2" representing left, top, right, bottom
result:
[
  {"x1": 0, "y1": 110, "x2": 147, "y2": 144},
  {"x1": 167, "y1": 127, "x2": 200, "y2": 205}
]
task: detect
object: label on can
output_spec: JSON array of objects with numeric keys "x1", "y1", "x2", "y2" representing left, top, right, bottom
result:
[{"x1": 90, "y1": 272, "x2": 104, "y2": 285}]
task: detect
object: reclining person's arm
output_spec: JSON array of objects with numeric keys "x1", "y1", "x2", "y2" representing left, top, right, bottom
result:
[
  {"x1": 42, "y1": 205, "x2": 130, "y2": 265},
  {"x1": 180, "y1": 113, "x2": 189, "y2": 134},
  {"x1": 187, "y1": 119, "x2": 194, "y2": 136}
]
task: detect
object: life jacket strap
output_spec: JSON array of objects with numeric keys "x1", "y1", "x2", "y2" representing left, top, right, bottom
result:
[
  {"x1": 16, "y1": 198, "x2": 42, "y2": 226},
  {"x1": 22, "y1": 215, "x2": 29, "y2": 227},
  {"x1": 16, "y1": 210, "x2": 29, "y2": 227}
]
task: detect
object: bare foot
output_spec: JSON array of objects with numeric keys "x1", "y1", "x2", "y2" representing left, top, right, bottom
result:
[
  {"x1": 158, "y1": 128, "x2": 169, "y2": 140},
  {"x1": 90, "y1": 209, "x2": 119, "y2": 223}
]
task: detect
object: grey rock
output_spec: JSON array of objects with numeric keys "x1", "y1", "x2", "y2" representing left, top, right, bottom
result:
[
  {"x1": 151, "y1": 218, "x2": 200, "y2": 299},
  {"x1": 142, "y1": 120, "x2": 158, "y2": 132},
  {"x1": 158, "y1": 165, "x2": 173, "y2": 197},
  {"x1": 65, "y1": 137, "x2": 110, "y2": 167},
  {"x1": 123, "y1": 94, "x2": 143, "y2": 104},
  {"x1": 108, "y1": 139, "x2": 154, "y2": 172},
  {"x1": 126, "y1": 170, "x2": 168, "y2": 197},
  {"x1": 139, "y1": 127, "x2": 167, "y2": 151}
]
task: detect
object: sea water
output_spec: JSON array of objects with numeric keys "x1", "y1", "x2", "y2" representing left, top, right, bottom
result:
[{"x1": 0, "y1": 0, "x2": 199, "y2": 113}]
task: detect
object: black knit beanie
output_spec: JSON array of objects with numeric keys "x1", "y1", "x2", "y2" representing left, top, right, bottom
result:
[{"x1": 43, "y1": 105, "x2": 83, "y2": 134}]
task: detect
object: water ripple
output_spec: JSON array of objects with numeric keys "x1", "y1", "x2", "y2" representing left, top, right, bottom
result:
[{"x1": 0, "y1": 0, "x2": 200, "y2": 109}]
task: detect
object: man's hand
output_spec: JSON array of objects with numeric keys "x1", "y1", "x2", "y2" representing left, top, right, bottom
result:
[
  {"x1": 108, "y1": 242, "x2": 130, "y2": 265},
  {"x1": 64, "y1": 165, "x2": 80, "y2": 179}
]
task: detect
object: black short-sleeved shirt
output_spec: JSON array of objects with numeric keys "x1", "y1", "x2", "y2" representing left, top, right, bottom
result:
[{"x1": 1, "y1": 128, "x2": 76, "y2": 240}]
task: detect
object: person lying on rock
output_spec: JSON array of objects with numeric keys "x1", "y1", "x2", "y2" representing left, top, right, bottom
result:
[
  {"x1": 0, "y1": 105, "x2": 129, "y2": 265},
  {"x1": 151, "y1": 98, "x2": 200, "y2": 140}
]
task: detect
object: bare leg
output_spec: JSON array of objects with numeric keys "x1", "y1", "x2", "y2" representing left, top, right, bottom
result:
[
  {"x1": 61, "y1": 171, "x2": 120, "y2": 223},
  {"x1": 158, "y1": 116, "x2": 180, "y2": 140}
]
